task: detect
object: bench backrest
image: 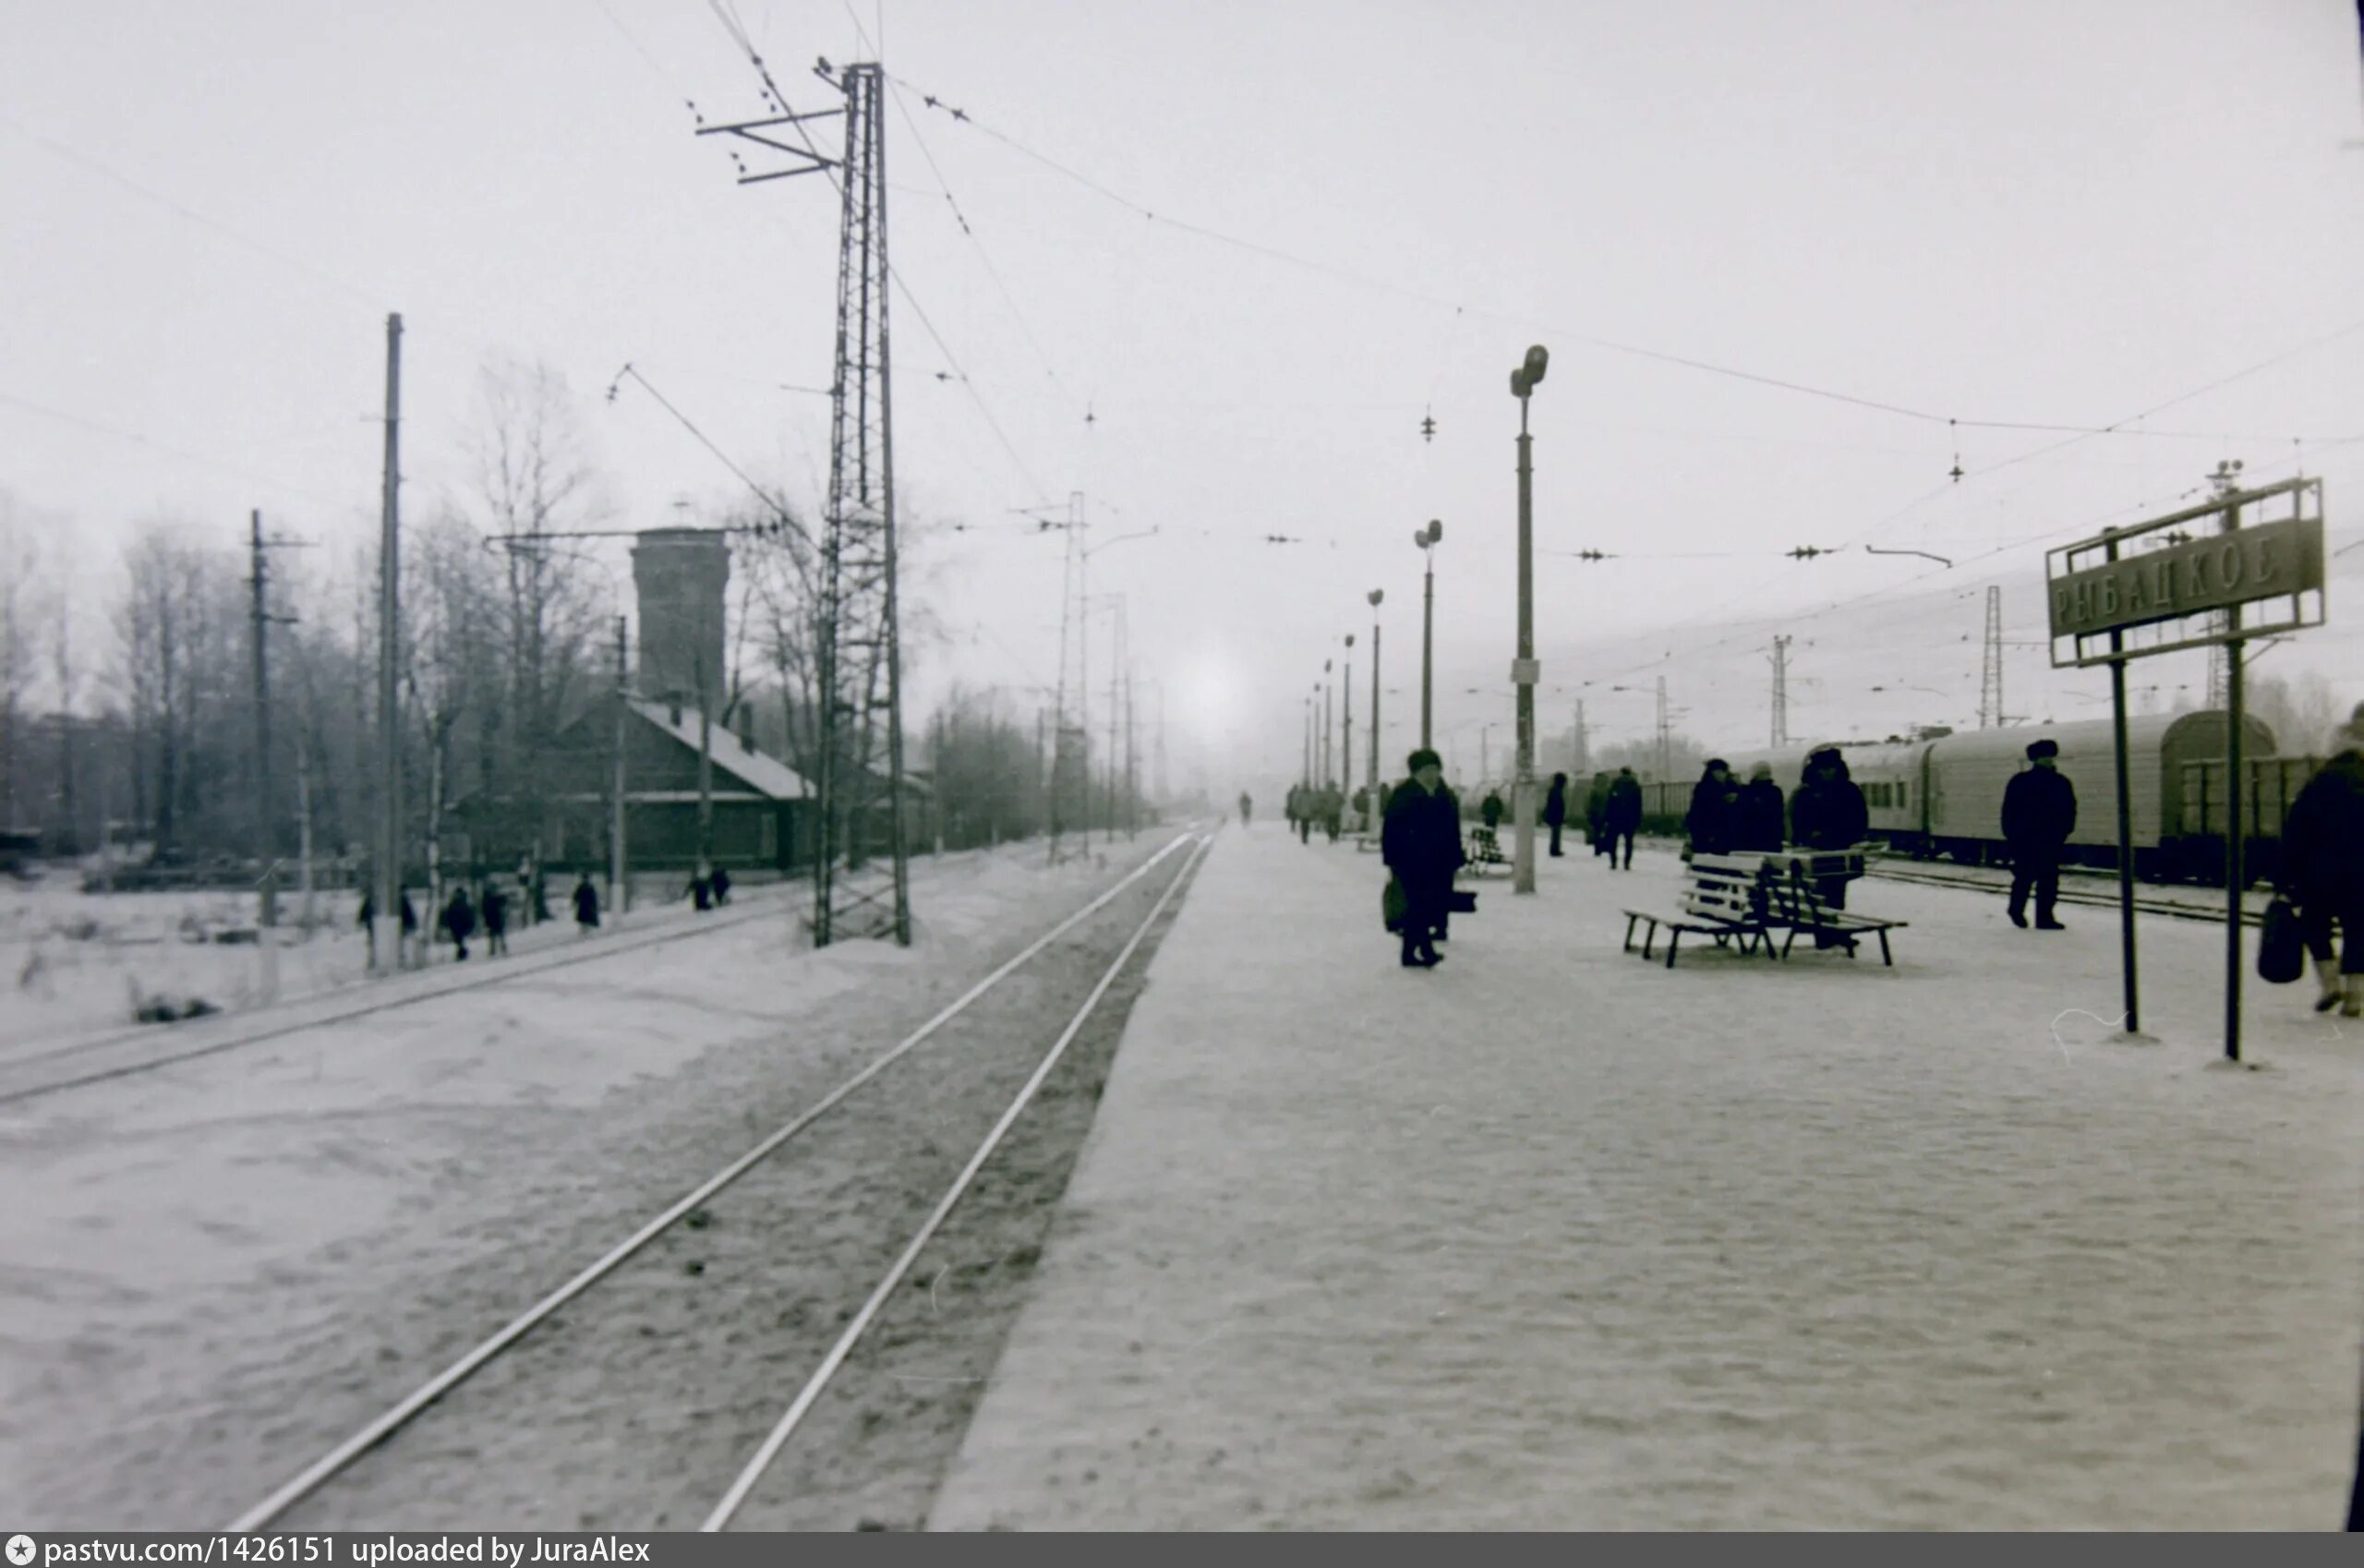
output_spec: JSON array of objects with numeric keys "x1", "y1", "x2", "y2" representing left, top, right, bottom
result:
[
  {"x1": 1764, "y1": 864, "x2": 1833, "y2": 926},
  {"x1": 1680, "y1": 852, "x2": 1772, "y2": 925}
]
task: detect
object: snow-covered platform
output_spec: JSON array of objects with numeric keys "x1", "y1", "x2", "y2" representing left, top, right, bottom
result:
[{"x1": 929, "y1": 827, "x2": 2364, "y2": 1530}]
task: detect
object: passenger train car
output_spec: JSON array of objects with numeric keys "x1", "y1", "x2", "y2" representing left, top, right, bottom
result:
[{"x1": 1628, "y1": 709, "x2": 2307, "y2": 885}]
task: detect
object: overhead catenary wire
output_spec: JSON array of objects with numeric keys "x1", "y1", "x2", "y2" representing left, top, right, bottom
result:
[{"x1": 885, "y1": 77, "x2": 2364, "y2": 451}]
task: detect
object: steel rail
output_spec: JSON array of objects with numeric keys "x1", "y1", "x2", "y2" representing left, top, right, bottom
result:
[
  {"x1": 223, "y1": 830, "x2": 1196, "y2": 1533},
  {"x1": 702, "y1": 830, "x2": 1212, "y2": 1530},
  {"x1": 1, "y1": 886, "x2": 805, "y2": 1104}
]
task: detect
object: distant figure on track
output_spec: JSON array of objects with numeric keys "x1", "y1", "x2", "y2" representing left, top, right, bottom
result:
[
  {"x1": 441, "y1": 886, "x2": 477, "y2": 962},
  {"x1": 2001, "y1": 738, "x2": 2075, "y2": 931},
  {"x1": 1383, "y1": 748, "x2": 1464, "y2": 969},
  {"x1": 1239, "y1": 790, "x2": 1253, "y2": 827},
  {"x1": 710, "y1": 865, "x2": 731, "y2": 906},
  {"x1": 1604, "y1": 767, "x2": 1641, "y2": 870},
  {"x1": 480, "y1": 880, "x2": 509, "y2": 958},
  {"x1": 1480, "y1": 790, "x2": 1505, "y2": 833},
  {"x1": 688, "y1": 862, "x2": 713, "y2": 911},
  {"x1": 2280, "y1": 702, "x2": 2364, "y2": 1017},
  {"x1": 573, "y1": 873, "x2": 601, "y2": 934},
  {"x1": 1543, "y1": 772, "x2": 1568, "y2": 857}
]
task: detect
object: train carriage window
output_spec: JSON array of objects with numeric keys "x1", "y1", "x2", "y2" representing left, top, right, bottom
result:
[{"x1": 1899, "y1": 781, "x2": 1908, "y2": 810}]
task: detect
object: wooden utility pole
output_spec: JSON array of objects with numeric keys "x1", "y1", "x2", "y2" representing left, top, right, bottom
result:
[
  {"x1": 611, "y1": 615, "x2": 628, "y2": 923},
  {"x1": 248, "y1": 509, "x2": 278, "y2": 935},
  {"x1": 373, "y1": 313, "x2": 403, "y2": 974}
]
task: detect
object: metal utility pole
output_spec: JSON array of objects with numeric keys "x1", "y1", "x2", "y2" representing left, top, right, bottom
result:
[
  {"x1": 1321, "y1": 662, "x2": 1333, "y2": 787},
  {"x1": 1769, "y1": 633, "x2": 1791, "y2": 748},
  {"x1": 1655, "y1": 676, "x2": 1670, "y2": 781},
  {"x1": 1573, "y1": 699, "x2": 1587, "y2": 775},
  {"x1": 373, "y1": 313, "x2": 403, "y2": 976},
  {"x1": 1415, "y1": 520, "x2": 1442, "y2": 748},
  {"x1": 809, "y1": 62, "x2": 911, "y2": 946},
  {"x1": 1302, "y1": 695, "x2": 1312, "y2": 790},
  {"x1": 1367, "y1": 589, "x2": 1383, "y2": 812},
  {"x1": 611, "y1": 616, "x2": 629, "y2": 924},
  {"x1": 1048, "y1": 493, "x2": 1086, "y2": 862},
  {"x1": 1342, "y1": 633, "x2": 1355, "y2": 814},
  {"x1": 1979, "y1": 586, "x2": 2004, "y2": 729},
  {"x1": 1509, "y1": 346, "x2": 1549, "y2": 896}
]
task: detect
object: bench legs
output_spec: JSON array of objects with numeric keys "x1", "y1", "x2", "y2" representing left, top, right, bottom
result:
[{"x1": 1877, "y1": 930, "x2": 1893, "y2": 967}]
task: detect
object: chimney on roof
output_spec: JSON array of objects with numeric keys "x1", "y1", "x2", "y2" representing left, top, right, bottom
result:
[{"x1": 632, "y1": 527, "x2": 730, "y2": 716}]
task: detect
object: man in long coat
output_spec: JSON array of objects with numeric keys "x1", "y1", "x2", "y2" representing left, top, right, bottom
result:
[
  {"x1": 1382, "y1": 748, "x2": 1464, "y2": 969},
  {"x1": 1603, "y1": 767, "x2": 1642, "y2": 870},
  {"x1": 2279, "y1": 704, "x2": 2364, "y2": 1016},
  {"x1": 1790, "y1": 745, "x2": 1869, "y2": 917},
  {"x1": 1584, "y1": 772, "x2": 1612, "y2": 859},
  {"x1": 2000, "y1": 737, "x2": 2076, "y2": 930},
  {"x1": 1685, "y1": 759, "x2": 1738, "y2": 856},
  {"x1": 1543, "y1": 772, "x2": 1569, "y2": 857}
]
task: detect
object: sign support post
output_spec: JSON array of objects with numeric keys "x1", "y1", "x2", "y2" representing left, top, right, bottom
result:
[
  {"x1": 2046, "y1": 475, "x2": 2328, "y2": 1068},
  {"x1": 2104, "y1": 529, "x2": 2144, "y2": 1039}
]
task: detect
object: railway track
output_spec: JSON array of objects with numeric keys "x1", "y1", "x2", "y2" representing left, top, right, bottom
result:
[
  {"x1": 221, "y1": 828, "x2": 1209, "y2": 1533},
  {"x1": 0, "y1": 881, "x2": 809, "y2": 1106},
  {"x1": 1859, "y1": 858, "x2": 2269, "y2": 927}
]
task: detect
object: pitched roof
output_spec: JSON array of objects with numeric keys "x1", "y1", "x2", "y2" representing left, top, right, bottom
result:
[{"x1": 629, "y1": 700, "x2": 814, "y2": 801}]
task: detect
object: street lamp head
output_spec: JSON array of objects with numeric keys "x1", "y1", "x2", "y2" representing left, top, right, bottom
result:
[
  {"x1": 1369, "y1": 588, "x2": 1383, "y2": 607},
  {"x1": 1345, "y1": 633, "x2": 1355, "y2": 648},
  {"x1": 1524, "y1": 344, "x2": 1549, "y2": 384}
]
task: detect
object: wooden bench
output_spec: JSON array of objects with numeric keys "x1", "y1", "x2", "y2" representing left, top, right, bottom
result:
[
  {"x1": 1465, "y1": 826, "x2": 1512, "y2": 876},
  {"x1": 1762, "y1": 853, "x2": 1906, "y2": 966},
  {"x1": 1621, "y1": 851, "x2": 1776, "y2": 968}
]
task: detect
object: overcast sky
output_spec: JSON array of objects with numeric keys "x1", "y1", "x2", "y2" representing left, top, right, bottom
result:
[{"x1": 6, "y1": 0, "x2": 2363, "y2": 796}]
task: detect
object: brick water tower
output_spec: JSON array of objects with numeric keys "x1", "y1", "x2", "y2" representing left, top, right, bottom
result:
[{"x1": 632, "y1": 527, "x2": 730, "y2": 711}]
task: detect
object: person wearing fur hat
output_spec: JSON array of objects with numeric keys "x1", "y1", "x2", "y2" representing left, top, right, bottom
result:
[
  {"x1": 2001, "y1": 737, "x2": 2077, "y2": 930},
  {"x1": 1603, "y1": 766, "x2": 1642, "y2": 869},
  {"x1": 1791, "y1": 744, "x2": 1869, "y2": 944},
  {"x1": 2279, "y1": 701, "x2": 2364, "y2": 1017},
  {"x1": 1731, "y1": 761, "x2": 1788, "y2": 852},
  {"x1": 1685, "y1": 759, "x2": 1738, "y2": 855},
  {"x1": 1382, "y1": 747, "x2": 1464, "y2": 968}
]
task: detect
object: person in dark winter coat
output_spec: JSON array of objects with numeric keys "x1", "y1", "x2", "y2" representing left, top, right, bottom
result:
[
  {"x1": 1585, "y1": 772, "x2": 1612, "y2": 858},
  {"x1": 1480, "y1": 790, "x2": 1505, "y2": 831},
  {"x1": 2280, "y1": 704, "x2": 2364, "y2": 1016},
  {"x1": 1791, "y1": 745, "x2": 1869, "y2": 942},
  {"x1": 573, "y1": 874, "x2": 600, "y2": 933},
  {"x1": 688, "y1": 863, "x2": 713, "y2": 911},
  {"x1": 1685, "y1": 760, "x2": 1738, "y2": 856},
  {"x1": 1238, "y1": 791, "x2": 1253, "y2": 827},
  {"x1": 1731, "y1": 762, "x2": 1787, "y2": 853},
  {"x1": 1603, "y1": 767, "x2": 1642, "y2": 869},
  {"x1": 2000, "y1": 737, "x2": 2077, "y2": 930},
  {"x1": 480, "y1": 881, "x2": 508, "y2": 957},
  {"x1": 710, "y1": 865, "x2": 731, "y2": 906},
  {"x1": 1543, "y1": 772, "x2": 1569, "y2": 857},
  {"x1": 441, "y1": 887, "x2": 476, "y2": 961},
  {"x1": 1321, "y1": 784, "x2": 1343, "y2": 843},
  {"x1": 1382, "y1": 748, "x2": 1464, "y2": 969}
]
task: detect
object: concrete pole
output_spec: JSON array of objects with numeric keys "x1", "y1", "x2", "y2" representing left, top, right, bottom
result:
[
  {"x1": 372, "y1": 313, "x2": 403, "y2": 976},
  {"x1": 611, "y1": 615, "x2": 628, "y2": 924},
  {"x1": 1513, "y1": 394, "x2": 1538, "y2": 895},
  {"x1": 1421, "y1": 550, "x2": 1436, "y2": 749}
]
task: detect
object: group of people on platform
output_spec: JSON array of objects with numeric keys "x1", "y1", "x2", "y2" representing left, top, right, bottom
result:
[
  {"x1": 1368, "y1": 703, "x2": 2364, "y2": 1007},
  {"x1": 1283, "y1": 782, "x2": 1349, "y2": 843}
]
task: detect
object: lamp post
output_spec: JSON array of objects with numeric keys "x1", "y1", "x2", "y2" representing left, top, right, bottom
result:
[
  {"x1": 1367, "y1": 589, "x2": 1383, "y2": 818},
  {"x1": 1321, "y1": 660, "x2": 1333, "y2": 789},
  {"x1": 1413, "y1": 520, "x2": 1442, "y2": 749},
  {"x1": 1342, "y1": 633, "x2": 1355, "y2": 818},
  {"x1": 1509, "y1": 344, "x2": 1549, "y2": 896}
]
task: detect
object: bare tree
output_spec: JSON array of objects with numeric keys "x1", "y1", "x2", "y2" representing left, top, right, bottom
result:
[
  {"x1": 467, "y1": 357, "x2": 605, "y2": 820},
  {"x1": 0, "y1": 493, "x2": 38, "y2": 826}
]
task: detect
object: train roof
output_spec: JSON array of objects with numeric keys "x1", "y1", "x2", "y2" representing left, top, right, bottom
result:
[{"x1": 1922, "y1": 709, "x2": 2274, "y2": 762}]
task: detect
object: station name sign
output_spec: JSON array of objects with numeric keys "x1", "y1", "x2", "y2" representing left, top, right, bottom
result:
[{"x1": 2047, "y1": 515, "x2": 2323, "y2": 641}]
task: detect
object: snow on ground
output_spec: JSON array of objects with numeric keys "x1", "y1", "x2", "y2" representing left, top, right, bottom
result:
[
  {"x1": 928, "y1": 828, "x2": 2364, "y2": 1530},
  {"x1": 0, "y1": 833, "x2": 1180, "y2": 1526},
  {"x1": 0, "y1": 871, "x2": 751, "y2": 1055}
]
